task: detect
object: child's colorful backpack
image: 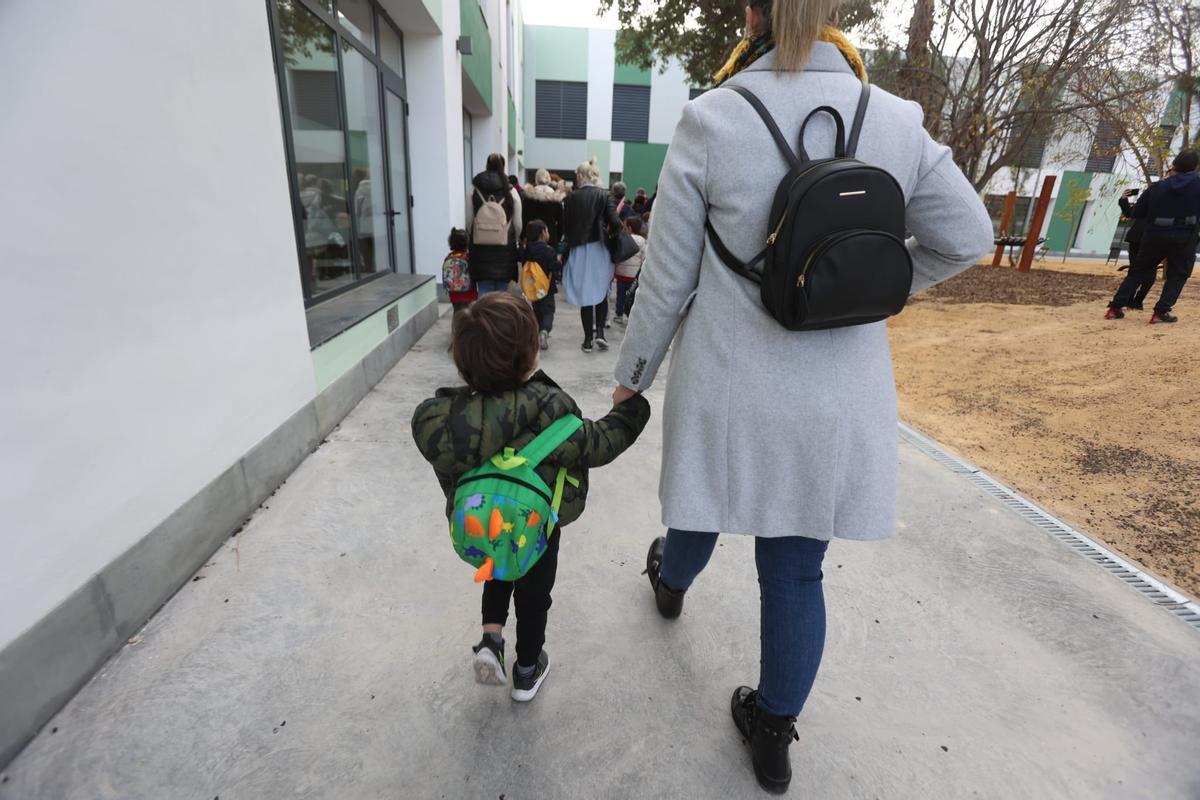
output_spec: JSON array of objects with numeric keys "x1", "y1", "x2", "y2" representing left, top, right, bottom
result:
[
  {"x1": 519, "y1": 257, "x2": 551, "y2": 301},
  {"x1": 450, "y1": 415, "x2": 583, "y2": 583},
  {"x1": 442, "y1": 253, "x2": 472, "y2": 293}
]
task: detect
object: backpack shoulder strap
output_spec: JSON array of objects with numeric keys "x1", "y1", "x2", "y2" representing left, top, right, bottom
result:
[
  {"x1": 846, "y1": 81, "x2": 871, "y2": 158},
  {"x1": 724, "y1": 86, "x2": 801, "y2": 171},
  {"x1": 517, "y1": 414, "x2": 584, "y2": 467}
]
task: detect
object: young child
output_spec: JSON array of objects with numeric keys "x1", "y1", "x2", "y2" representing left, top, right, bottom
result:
[
  {"x1": 613, "y1": 217, "x2": 647, "y2": 325},
  {"x1": 411, "y1": 293, "x2": 651, "y2": 701},
  {"x1": 521, "y1": 219, "x2": 561, "y2": 350},
  {"x1": 443, "y1": 228, "x2": 476, "y2": 313}
]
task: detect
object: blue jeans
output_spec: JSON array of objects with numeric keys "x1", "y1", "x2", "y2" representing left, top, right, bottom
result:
[
  {"x1": 660, "y1": 530, "x2": 828, "y2": 718},
  {"x1": 476, "y1": 280, "x2": 509, "y2": 296}
]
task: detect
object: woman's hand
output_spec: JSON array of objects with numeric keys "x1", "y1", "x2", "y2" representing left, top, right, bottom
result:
[{"x1": 613, "y1": 384, "x2": 639, "y2": 406}]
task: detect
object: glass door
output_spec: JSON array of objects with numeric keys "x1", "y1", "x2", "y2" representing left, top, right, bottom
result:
[{"x1": 383, "y1": 86, "x2": 413, "y2": 274}]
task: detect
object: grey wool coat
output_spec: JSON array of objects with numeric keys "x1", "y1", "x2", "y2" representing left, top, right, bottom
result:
[{"x1": 614, "y1": 43, "x2": 993, "y2": 541}]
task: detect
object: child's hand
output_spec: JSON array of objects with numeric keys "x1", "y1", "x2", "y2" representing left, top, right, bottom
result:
[{"x1": 613, "y1": 384, "x2": 638, "y2": 406}]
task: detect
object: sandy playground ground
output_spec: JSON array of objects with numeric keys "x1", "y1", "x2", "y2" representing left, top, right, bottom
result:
[{"x1": 888, "y1": 256, "x2": 1200, "y2": 598}]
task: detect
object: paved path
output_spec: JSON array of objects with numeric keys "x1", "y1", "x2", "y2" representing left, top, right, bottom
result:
[{"x1": 4, "y1": 309, "x2": 1199, "y2": 799}]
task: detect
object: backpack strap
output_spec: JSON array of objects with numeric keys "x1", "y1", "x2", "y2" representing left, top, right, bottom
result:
[
  {"x1": 846, "y1": 81, "x2": 871, "y2": 158},
  {"x1": 724, "y1": 86, "x2": 801, "y2": 170},
  {"x1": 516, "y1": 414, "x2": 584, "y2": 467},
  {"x1": 797, "y1": 105, "x2": 847, "y2": 161},
  {"x1": 705, "y1": 219, "x2": 765, "y2": 284}
]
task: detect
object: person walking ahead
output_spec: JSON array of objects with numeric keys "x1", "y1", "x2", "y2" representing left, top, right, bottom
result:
[
  {"x1": 1107, "y1": 150, "x2": 1200, "y2": 324},
  {"x1": 612, "y1": 0, "x2": 993, "y2": 792},
  {"x1": 562, "y1": 158, "x2": 622, "y2": 352}
]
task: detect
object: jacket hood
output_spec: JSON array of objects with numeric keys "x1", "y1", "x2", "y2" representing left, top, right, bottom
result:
[
  {"x1": 473, "y1": 170, "x2": 508, "y2": 197},
  {"x1": 1163, "y1": 172, "x2": 1200, "y2": 193}
]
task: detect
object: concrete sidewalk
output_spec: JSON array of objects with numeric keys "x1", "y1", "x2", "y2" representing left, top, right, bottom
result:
[{"x1": 4, "y1": 309, "x2": 1199, "y2": 799}]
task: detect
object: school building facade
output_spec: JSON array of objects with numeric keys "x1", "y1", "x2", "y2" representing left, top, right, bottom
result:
[
  {"x1": 0, "y1": 0, "x2": 525, "y2": 767},
  {"x1": 522, "y1": 25, "x2": 699, "y2": 195}
]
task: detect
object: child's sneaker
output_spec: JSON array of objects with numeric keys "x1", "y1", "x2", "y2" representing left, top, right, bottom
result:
[
  {"x1": 595, "y1": 337, "x2": 610, "y2": 351},
  {"x1": 472, "y1": 634, "x2": 507, "y2": 686},
  {"x1": 511, "y1": 650, "x2": 550, "y2": 702},
  {"x1": 539, "y1": 330, "x2": 550, "y2": 350}
]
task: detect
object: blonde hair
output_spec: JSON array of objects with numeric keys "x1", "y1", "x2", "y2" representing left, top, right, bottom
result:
[
  {"x1": 769, "y1": 0, "x2": 842, "y2": 72},
  {"x1": 535, "y1": 168, "x2": 551, "y2": 186},
  {"x1": 575, "y1": 157, "x2": 601, "y2": 187}
]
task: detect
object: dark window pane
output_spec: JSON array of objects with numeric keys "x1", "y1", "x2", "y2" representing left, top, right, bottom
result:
[
  {"x1": 612, "y1": 84, "x2": 650, "y2": 142},
  {"x1": 1086, "y1": 120, "x2": 1121, "y2": 173},
  {"x1": 276, "y1": 0, "x2": 354, "y2": 297},
  {"x1": 341, "y1": 44, "x2": 391, "y2": 276},
  {"x1": 535, "y1": 80, "x2": 587, "y2": 139},
  {"x1": 336, "y1": 0, "x2": 374, "y2": 51}
]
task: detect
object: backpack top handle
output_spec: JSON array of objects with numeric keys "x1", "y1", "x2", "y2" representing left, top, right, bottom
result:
[{"x1": 723, "y1": 80, "x2": 872, "y2": 164}]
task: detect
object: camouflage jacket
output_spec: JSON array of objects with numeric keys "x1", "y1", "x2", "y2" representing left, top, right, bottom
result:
[{"x1": 411, "y1": 371, "x2": 651, "y2": 528}]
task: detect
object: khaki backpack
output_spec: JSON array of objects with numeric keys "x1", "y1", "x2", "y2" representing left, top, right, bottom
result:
[{"x1": 472, "y1": 188, "x2": 509, "y2": 246}]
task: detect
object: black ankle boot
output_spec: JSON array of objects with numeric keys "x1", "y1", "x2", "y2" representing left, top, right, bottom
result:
[
  {"x1": 731, "y1": 686, "x2": 798, "y2": 794},
  {"x1": 643, "y1": 536, "x2": 686, "y2": 618}
]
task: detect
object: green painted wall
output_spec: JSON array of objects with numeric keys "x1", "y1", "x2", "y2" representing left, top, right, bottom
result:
[
  {"x1": 508, "y1": 92, "x2": 517, "y2": 151},
  {"x1": 587, "y1": 140, "x2": 612, "y2": 186},
  {"x1": 1045, "y1": 171, "x2": 1093, "y2": 252},
  {"x1": 421, "y1": 0, "x2": 442, "y2": 30},
  {"x1": 460, "y1": 1, "x2": 492, "y2": 112},
  {"x1": 532, "y1": 26, "x2": 588, "y2": 81},
  {"x1": 311, "y1": 282, "x2": 437, "y2": 391},
  {"x1": 614, "y1": 61, "x2": 651, "y2": 87},
  {"x1": 623, "y1": 142, "x2": 669, "y2": 195}
]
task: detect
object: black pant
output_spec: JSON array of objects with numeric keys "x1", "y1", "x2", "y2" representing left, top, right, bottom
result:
[
  {"x1": 532, "y1": 292, "x2": 555, "y2": 333},
  {"x1": 615, "y1": 280, "x2": 632, "y2": 316},
  {"x1": 1111, "y1": 237, "x2": 1197, "y2": 313},
  {"x1": 581, "y1": 299, "x2": 609, "y2": 341},
  {"x1": 1126, "y1": 240, "x2": 1155, "y2": 306},
  {"x1": 481, "y1": 532, "x2": 560, "y2": 667}
]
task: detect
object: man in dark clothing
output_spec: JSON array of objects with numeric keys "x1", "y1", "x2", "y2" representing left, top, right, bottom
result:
[
  {"x1": 1107, "y1": 151, "x2": 1200, "y2": 323},
  {"x1": 1117, "y1": 188, "x2": 1155, "y2": 309}
]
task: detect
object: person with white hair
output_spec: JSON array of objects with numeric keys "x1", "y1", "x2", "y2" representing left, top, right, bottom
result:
[{"x1": 561, "y1": 158, "x2": 622, "y2": 352}]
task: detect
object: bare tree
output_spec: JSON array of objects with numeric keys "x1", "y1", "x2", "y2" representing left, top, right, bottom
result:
[
  {"x1": 870, "y1": 0, "x2": 1166, "y2": 189},
  {"x1": 1146, "y1": 0, "x2": 1198, "y2": 145}
]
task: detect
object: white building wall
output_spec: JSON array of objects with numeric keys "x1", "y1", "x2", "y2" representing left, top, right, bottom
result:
[
  {"x1": 0, "y1": 0, "x2": 317, "y2": 647},
  {"x1": 406, "y1": 3, "x2": 467, "y2": 275},
  {"x1": 586, "y1": 29, "x2": 616, "y2": 141},
  {"x1": 649, "y1": 59, "x2": 691, "y2": 144}
]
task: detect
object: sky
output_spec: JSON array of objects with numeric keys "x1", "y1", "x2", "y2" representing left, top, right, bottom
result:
[{"x1": 521, "y1": 0, "x2": 621, "y2": 28}]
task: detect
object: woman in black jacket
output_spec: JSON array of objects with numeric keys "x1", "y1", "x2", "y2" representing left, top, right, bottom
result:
[
  {"x1": 562, "y1": 158, "x2": 621, "y2": 352},
  {"x1": 470, "y1": 153, "x2": 522, "y2": 294}
]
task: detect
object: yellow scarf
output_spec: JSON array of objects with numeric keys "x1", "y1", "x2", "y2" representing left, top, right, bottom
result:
[{"x1": 714, "y1": 26, "x2": 867, "y2": 84}]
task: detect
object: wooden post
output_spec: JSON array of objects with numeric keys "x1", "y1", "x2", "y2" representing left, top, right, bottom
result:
[
  {"x1": 991, "y1": 190, "x2": 1017, "y2": 267},
  {"x1": 1018, "y1": 175, "x2": 1057, "y2": 273}
]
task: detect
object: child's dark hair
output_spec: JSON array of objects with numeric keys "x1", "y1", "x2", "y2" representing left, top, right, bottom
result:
[
  {"x1": 448, "y1": 227, "x2": 469, "y2": 251},
  {"x1": 452, "y1": 293, "x2": 539, "y2": 393},
  {"x1": 624, "y1": 217, "x2": 643, "y2": 236},
  {"x1": 525, "y1": 219, "x2": 548, "y2": 242}
]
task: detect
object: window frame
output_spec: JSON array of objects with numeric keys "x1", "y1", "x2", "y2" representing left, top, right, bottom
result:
[
  {"x1": 534, "y1": 79, "x2": 587, "y2": 140},
  {"x1": 267, "y1": 0, "x2": 414, "y2": 307},
  {"x1": 611, "y1": 83, "x2": 651, "y2": 143}
]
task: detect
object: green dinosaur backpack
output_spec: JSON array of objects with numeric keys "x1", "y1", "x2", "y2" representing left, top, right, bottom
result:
[{"x1": 450, "y1": 415, "x2": 583, "y2": 583}]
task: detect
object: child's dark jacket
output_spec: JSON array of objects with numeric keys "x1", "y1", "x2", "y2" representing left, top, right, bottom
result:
[{"x1": 412, "y1": 371, "x2": 650, "y2": 527}]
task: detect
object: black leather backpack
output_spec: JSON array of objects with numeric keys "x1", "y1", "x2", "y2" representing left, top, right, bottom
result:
[{"x1": 705, "y1": 83, "x2": 913, "y2": 331}]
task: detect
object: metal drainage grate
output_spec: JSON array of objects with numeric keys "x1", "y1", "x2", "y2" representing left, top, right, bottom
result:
[{"x1": 899, "y1": 423, "x2": 1200, "y2": 632}]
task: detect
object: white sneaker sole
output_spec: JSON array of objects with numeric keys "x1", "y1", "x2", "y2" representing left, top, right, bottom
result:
[
  {"x1": 510, "y1": 664, "x2": 550, "y2": 702},
  {"x1": 473, "y1": 649, "x2": 506, "y2": 686}
]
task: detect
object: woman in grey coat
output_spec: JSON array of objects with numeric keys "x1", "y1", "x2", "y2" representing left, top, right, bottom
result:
[{"x1": 613, "y1": 0, "x2": 993, "y2": 792}]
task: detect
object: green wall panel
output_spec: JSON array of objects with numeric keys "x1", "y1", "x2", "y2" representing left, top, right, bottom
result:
[
  {"x1": 508, "y1": 92, "x2": 517, "y2": 151},
  {"x1": 460, "y1": 2, "x2": 492, "y2": 112},
  {"x1": 311, "y1": 282, "x2": 436, "y2": 391},
  {"x1": 1074, "y1": 175, "x2": 1125, "y2": 255},
  {"x1": 1045, "y1": 171, "x2": 1092, "y2": 252},
  {"x1": 614, "y1": 60, "x2": 651, "y2": 86},
  {"x1": 532, "y1": 26, "x2": 588, "y2": 81},
  {"x1": 622, "y1": 142, "x2": 669, "y2": 195}
]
